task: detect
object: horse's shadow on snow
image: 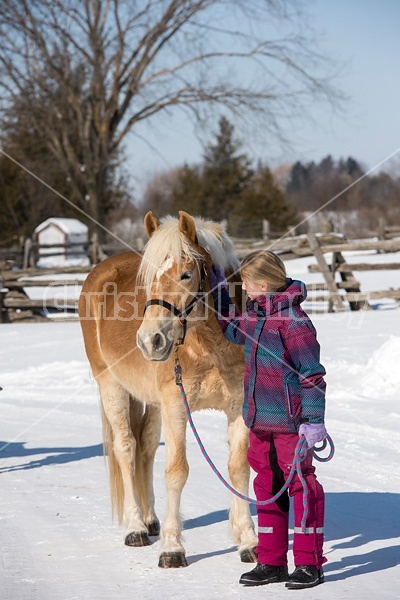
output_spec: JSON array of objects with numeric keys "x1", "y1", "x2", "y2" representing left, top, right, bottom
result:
[
  {"x1": 1, "y1": 442, "x2": 398, "y2": 579},
  {"x1": 0, "y1": 439, "x2": 165, "y2": 472},
  {"x1": 184, "y1": 493, "x2": 400, "y2": 579},
  {"x1": 0, "y1": 440, "x2": 104, "y2": 472}
]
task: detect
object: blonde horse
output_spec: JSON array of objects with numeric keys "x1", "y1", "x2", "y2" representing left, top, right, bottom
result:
[{"x1": 78, "y1": 211, "x2": 257, "y2": 568}]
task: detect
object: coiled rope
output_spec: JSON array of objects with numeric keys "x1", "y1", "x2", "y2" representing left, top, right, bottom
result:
[{"x1": 174, "y1": 347, "x2": 334, "y2": 532}]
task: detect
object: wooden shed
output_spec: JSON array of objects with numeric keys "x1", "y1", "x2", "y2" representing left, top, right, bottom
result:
[{"x1": 34, "y1": 217, "x2": 89, "y2": 266}]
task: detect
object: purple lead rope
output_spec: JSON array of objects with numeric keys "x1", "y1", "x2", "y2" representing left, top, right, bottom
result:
[{"x1": 174, "y1": 357, "x2": 334, "y2": 533}]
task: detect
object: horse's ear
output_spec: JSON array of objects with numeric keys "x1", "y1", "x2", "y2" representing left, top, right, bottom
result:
[
  {"x1": 144, "y1": 211, "x2": 159, "y2": 238},
  {"x1": 178, "y1": 211, "x2": 197, "y2": 243}
]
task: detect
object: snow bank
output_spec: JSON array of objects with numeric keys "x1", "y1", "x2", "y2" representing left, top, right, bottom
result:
[
  {"x1": 36, "y1": 256, "x2": 90, "y2": 268},
  {"x1": 360, "y1": 335, "x2": 400, "y2": 397}
]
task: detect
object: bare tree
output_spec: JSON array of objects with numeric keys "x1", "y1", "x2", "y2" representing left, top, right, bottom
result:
[
  {"x1": 0, "y1": 0, "x2": 340, "y2": 239},
  {"x1": 142, "y1": 167, "x2": 182, "y2": 216}
]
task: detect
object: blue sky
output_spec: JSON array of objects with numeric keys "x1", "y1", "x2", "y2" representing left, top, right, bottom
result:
[{"x1": 127, "y1": 1, "x2": 400, "y2": 196}]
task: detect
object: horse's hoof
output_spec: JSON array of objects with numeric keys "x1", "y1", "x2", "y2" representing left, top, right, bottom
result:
[
  {"x1": 125, "y1": 531, "x2": 152, "y2": 547},
  {"x1": 240, "y1": 548, "x2": 258, "y2": 563},
  {"x1": 158, "y1": 552, "x2": 188, "y2": 568},
  {"x1": 147, "y1": 520, "x2": 160, "y2": 536}
]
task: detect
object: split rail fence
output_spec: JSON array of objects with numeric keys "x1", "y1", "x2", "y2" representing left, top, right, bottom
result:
[
  {"x1": 304, "y1": 235, "x2": 400, "y2": 312},
  {"x1": 1, "y1": 232, "x2": 400, "y2": 322},
  {"x1": 234, "y1": 233, "x2": 400, "y2": 312},
  {"x1": 0, "y1": 266, "x2": 91, "y2": 323}
]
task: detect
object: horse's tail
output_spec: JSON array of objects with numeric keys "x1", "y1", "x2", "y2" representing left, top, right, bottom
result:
[{"x1": 100, "y1": 402, "x2": 125, "y2": 523}]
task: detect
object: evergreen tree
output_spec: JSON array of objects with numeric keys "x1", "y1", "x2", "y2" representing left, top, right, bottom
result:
[
  {"x1": 201, "y1": 116, "x2": 253, "y2": 220},
  {"x1": 0, "y1": 153, "x2": 27, "y2": 241},
  {"x1": 317, "y1": 155, "x2": 335, "y2": 177},
  {"x1": 234, "y1": 165, "x2": 297, "y2": 232},
  {"x1": 338, "y1": 156, "x2": 364, "y2": 178},
  {"x1": 0, "y1": 131, "x2": 84, "y2": 240},
  {"x1": 170, "y1": 165, "x2": 205, "y2": 217},
  {"x1": 0, "y1": 83, "x2": 131, "y2": 241},
  {"x1": 287, "y1": 161, "x2": 313, "y2": 194},
  {"x1": 161, "y1": 119, "x2": 296, "y2": 234}
]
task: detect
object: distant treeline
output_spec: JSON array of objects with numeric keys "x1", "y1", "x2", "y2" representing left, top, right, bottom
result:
[
  {"x1": 1, "y1": 116, "x2": 399, "y2": 245},
  {"x1": 285, "y1": 155, "x2": 400, "y2": 232}
]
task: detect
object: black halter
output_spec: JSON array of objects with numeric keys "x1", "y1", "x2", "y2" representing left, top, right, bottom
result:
[{"x1": 143, "y1": 262, "x2": 207, "y2": 345}]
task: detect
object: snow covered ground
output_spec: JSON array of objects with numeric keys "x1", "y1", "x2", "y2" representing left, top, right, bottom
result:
[{"x1": 1, "y1": 252, "x2": 400, "y2": 599}]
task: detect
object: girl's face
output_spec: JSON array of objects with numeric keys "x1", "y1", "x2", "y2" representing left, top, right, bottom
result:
[{"x1": 241, "y1": 276, "x2": 268, "y2": 300}]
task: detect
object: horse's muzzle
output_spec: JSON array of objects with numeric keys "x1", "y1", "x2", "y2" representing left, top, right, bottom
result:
[{"x1": 136, "y1": 330, "x2": 174, "y2": 362}]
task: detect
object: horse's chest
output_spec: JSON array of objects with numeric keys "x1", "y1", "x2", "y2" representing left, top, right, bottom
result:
[{"x1": 186, "y1": 365, "x2": 243, "y2": 411}]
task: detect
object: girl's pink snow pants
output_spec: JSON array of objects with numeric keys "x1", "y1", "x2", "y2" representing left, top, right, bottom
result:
[{"x1": 248, "y1": 430, "x2": 326, "y2": 569}]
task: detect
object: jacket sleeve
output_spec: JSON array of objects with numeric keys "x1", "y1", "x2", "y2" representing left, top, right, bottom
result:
[
  {"x1": 212, "y1": 287, "x2": 247, "y2": 345},
  {"x1": 285, "y1": 320, "x2": 326, "y2": 424}
]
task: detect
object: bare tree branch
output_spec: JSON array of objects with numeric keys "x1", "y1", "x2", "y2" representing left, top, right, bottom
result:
[{"x1": 0, "y1": 0, "x2": 343, "y2": 237}]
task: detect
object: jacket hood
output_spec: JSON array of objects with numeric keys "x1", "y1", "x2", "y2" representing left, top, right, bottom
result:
[{"x1": 248, "y1": 278, "x2": 307, "y2": 316}]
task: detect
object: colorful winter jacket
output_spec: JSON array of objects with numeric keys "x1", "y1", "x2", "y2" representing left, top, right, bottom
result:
[{"x1": 213, "y1": 278, "x2": 326, "y2": 434}]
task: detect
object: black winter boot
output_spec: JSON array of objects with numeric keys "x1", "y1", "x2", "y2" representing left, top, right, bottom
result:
[
  {"x1": 285, "y1": 565, "x2": 324, "y2": 589},
  {"x1": 239, "y1": 563, "x2": 289, "y2": 586}
]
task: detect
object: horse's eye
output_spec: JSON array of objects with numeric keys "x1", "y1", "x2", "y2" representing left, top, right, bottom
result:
[{"x1": 180, "y1": 271, "x2": 192, "y2": 281}]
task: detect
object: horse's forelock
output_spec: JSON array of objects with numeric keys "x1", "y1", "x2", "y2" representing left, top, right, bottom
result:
[
  {"x1": 138, "y1": 215, "x2": 239, "y2": 292},
  {"x1": 138, "y1": 217, "x2": 199, "y2": 292}
]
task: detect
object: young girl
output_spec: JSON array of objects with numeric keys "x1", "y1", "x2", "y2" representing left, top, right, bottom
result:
[{"x1": 210, "y1": 250, "x2": 328, "y2": 590}]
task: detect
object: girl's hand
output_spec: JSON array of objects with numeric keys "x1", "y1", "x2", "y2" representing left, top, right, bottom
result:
[
  {"x1": 298, "y1": 423, "x2": 327, "y2": 449},
  {"x1": 209, "y1": 265, "x2": 227, "y2": 290}
]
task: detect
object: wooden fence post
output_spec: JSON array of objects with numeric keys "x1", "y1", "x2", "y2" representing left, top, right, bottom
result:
[
  {"x1": 378, "y1": 217, "x2": 386, "y2": 241},
  {"x1": 307, "y1": 233, "x2": 345, "y2": 312},
  {"x1": 23, "y1": 238, "x2": 32, "y2": 269},
  {"x1": 0, "y1": 277, "x2": 4, "y2": 323},
  {"x1": 331, "y1": 251, "x2": 370, "y2": 311},
  {"x1": 262, "y1": 220, "x2": 270, "y2": 240}
]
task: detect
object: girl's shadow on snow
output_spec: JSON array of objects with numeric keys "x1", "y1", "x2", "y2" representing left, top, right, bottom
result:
[
  {"x1": 323, "y1": 492, "x2": 400, "y2": 580},
  {"x1": 184, "y1": 493, "x2": 400, "y2": 578},
  {"x1": 2, "y1": 442, "x2": 398, "y2": 580}
]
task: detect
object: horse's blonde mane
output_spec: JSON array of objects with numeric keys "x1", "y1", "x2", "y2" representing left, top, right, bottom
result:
[{"x1": 138, "y1": 215, "x2": 239, "y2": 291}]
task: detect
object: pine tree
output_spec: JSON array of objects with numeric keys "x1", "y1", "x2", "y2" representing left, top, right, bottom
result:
[
  {"x1": 234, "y1": 165, "x2": 297, "y2": 233},
  {"x1": 0, "y1": 84, "x2": 130, "y2": 240},
  {"x1": 201, "y1": 117, "x2": 253, "y2": 220},
  {"x1": 170, "y1": 165, "x2": 205, "y2": 217}
]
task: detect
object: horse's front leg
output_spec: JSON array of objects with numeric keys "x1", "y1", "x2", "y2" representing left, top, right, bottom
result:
[
  {"x1": 227, "y1": 411, "x2": 258, "y2": 563},
  {"x1": 135, "y1": 402, "x2": 162, "y2": 536},
  {"x1": 159, "y1": 398, "x2": 189, "y2": 568}
]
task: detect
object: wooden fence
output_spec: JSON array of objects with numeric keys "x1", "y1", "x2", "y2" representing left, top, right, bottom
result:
[
  {"x1": 233, "y1": 233, "x2": 346, "y2": 260},
  {"x1": 0, "y1": 235, "x2": 138, "y2": 270},
  {"x1": 0, "y1": 235, "x2": 140, "y2": 322},
  {"x1": 1, "y1": 231, "x2": 400, "y2": 322},
  {"x1": 304, "y1": 235, "x2": 400, "y2": 312},
  {"x1": 378, "y1": 220, "x2": 400, "y2": 240},
  {"x1": 232, "y1": 233, "x2": 400, "y2": 312},
  {"x1": 0, "y1": 266, "x2": 91, "y2": 323}
]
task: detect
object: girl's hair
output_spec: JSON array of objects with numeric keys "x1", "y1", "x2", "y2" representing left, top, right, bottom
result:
[{"x1": 240, "y1": 250, "x2": 287, "y2": 292}]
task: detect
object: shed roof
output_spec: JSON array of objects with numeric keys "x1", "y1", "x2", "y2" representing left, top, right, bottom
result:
[{"x1": 34, "y1": 218, "x2": 88, "y2": 236}]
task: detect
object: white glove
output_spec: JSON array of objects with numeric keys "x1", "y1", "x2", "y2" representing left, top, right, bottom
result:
[{"x1": 298, "y1": 423, "x2": 327, "y2": 449}]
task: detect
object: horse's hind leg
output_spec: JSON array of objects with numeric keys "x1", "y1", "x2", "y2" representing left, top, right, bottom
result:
[
  {"x1": 131, "y1": 400, "x2": 161, "y2": 536},
  {"x1": 99, "y1": 375, "x2": 150, "y2": 546},
  {"x1": 227, "y1": 411, "x2": 258, "y2": 562}
]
